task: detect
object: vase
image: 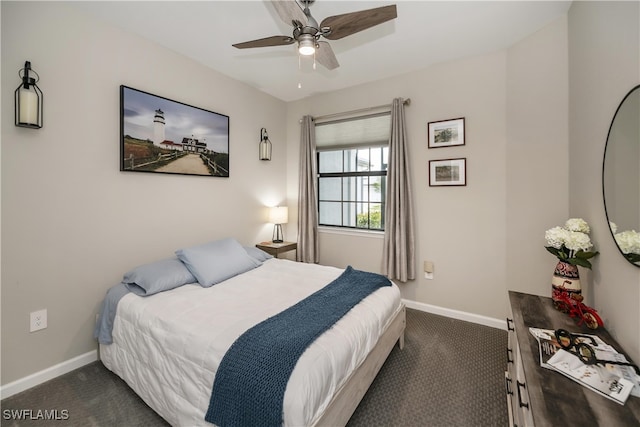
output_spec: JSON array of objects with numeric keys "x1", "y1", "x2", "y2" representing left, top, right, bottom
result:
[{"x1": 551, "y1": 260, "x2": 581, "y2": 305}]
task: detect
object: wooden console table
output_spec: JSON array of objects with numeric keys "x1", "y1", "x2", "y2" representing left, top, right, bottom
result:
[{"x1": 507, "y1": 291, "x2": 640, "y2": 426}]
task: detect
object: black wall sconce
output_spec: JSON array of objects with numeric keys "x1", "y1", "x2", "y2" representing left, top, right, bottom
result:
[
  {"x1": 15, "y1": 61, "x2": 43, "y2": 129},
  {"x1": 259, "y1": 128, "x2": 272, "y2": 161}
]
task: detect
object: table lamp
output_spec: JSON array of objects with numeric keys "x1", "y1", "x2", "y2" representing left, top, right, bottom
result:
[{"x1": 269, "y1": 206, "x2": 288, "y2": 243}]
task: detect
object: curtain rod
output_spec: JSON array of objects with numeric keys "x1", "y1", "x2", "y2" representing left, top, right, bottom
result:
[{"x1": 300, "y1": 98, "x2": 411, "y2": 123}]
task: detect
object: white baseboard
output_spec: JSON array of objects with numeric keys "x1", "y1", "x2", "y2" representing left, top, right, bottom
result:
[
  {"x1": 1, "y1": 350, "x2": 98, "y2": 400},
  {"x1": 402, "y1": 299, "x2": 506, "y2": 330}
]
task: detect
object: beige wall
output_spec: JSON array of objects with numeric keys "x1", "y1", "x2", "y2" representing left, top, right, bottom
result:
[
  {"x1": 568, "y1": 1, "x2": 640, "y2": 362},
  {"x1": 506, "y1": 16, "x2": 569, "y2": 297},
  {"x1": 287, "y1": 17, "x2": 570, "y2": 322},
  {"x1": 1, "y1": 2, "x2": 287, "y2": 384}
]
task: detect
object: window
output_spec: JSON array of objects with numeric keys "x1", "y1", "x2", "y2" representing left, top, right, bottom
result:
[{"x1": 316, "y1": 113, "x2": 390, "y2": 230}]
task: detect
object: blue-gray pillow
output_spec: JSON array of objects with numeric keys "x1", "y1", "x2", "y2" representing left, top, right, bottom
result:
[
  {"x1": 244, "y1": 246, "x2": 273, "y2": 262},
  {"x1": 176, "y1": 238, "x2": 262, "y2": 287},
  {"x1": 122, "y1": 257, "x2": 196, "y2": 296}
]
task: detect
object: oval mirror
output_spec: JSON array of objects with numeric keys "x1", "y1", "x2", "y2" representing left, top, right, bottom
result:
[{"x1": 603, "y1": 84, "x2": 640, "y2": 267}]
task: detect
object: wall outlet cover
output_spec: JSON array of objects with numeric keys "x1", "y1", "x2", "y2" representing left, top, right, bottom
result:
[{"x1": 30, "y1": 309, "x2": 47, "y2": 332}]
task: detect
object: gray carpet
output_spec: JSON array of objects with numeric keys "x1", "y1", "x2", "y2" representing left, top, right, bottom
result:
[{"x1": 1, "y1": 309, "x2": 508, "y2": 427}]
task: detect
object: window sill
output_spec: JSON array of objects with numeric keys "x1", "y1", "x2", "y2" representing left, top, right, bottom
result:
[{"x1": 318, "y1": 226, "x2": 385, "y2": 239}]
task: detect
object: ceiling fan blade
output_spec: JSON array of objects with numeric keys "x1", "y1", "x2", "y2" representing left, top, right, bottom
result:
[
  {"x1": 269, "y1": 0, "x2": 308, "y2": 27},
  {"x1": 321, "y1": 4, "x2": 397, "y2": 40},
  {"x1": 315, "y1": 41, "x2": 339, "y2": 70},
  {"x1": 232, "y1": 35, "x2": 295, "y2": 49}
]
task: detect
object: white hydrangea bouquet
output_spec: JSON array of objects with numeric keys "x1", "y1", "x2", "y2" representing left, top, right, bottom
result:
[
  {"x1": 610, "y1": 222, "x2": 640, "y2": 263},
  {"x1": 545, "y1": 218, "x2": 599, "y2": 269}
]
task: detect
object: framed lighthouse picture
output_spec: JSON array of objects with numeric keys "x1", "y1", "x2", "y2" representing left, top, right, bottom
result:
[{"x1": 120, "y1": 85, "x2": 230, "y2": 177}]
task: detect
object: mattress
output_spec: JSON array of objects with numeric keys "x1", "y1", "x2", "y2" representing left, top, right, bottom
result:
[{"x1": 99, "y1": 258, "x2": 402, "y2": 426}]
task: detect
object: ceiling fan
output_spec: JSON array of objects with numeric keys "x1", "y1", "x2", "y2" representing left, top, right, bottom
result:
[{"x1": 232, "y1": 0, "x2": 397, "y2": 70}]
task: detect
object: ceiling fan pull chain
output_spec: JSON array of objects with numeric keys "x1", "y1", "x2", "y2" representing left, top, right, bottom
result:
[{"x1": 298, "y1": 54, "x2": 302, "y2": 89}]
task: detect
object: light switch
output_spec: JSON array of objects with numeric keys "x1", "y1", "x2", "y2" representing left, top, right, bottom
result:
[
  {"x1": 423, "y1": 261, "x2": 434, "y2": 273},
  {"x1": 424, "y1": 261, "x2": 434, "y2": 280}
]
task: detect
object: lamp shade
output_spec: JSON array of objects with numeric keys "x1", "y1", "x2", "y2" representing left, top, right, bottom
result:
[{"x1": 269, "y1": 206, "x2": 288, "y2": 224}]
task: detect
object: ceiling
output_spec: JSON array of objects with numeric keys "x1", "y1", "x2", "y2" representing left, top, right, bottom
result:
[{"x1": 71, "y1": 1, "x2": 572, "y2": 102}]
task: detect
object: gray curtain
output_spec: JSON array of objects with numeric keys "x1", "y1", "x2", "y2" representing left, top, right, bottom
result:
[
  {"x1": 382, "y1": 98, "x2": 416, "y2": 282},
  {"x1": 297, "y1": 115, "x2": 319, "y2": 263}
]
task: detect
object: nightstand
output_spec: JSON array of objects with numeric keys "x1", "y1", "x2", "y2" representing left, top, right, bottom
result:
[{"x1": 256, "y1": 241, "x2": 297, "y2": 259}]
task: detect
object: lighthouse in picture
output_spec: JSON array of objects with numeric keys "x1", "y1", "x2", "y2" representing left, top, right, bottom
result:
[{"x1": 153, "y1": 109, "x2": 165, "y2": 147}]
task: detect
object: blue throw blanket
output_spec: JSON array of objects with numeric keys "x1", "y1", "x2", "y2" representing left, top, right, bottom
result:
[{"x1": 205, "y1": 266, "x2": 391, "y2": 427}]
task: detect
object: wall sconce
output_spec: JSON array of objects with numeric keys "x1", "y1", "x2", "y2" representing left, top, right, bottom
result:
[
  {"x1": 259, "y1": 128, "x2": 272, "y2": 161},
  {"x1": 269, "y1": 206, "x2": 288, "y2": 243},
  {"x1": 14, "y1": 61, "x2": 43, "y2": 129}
]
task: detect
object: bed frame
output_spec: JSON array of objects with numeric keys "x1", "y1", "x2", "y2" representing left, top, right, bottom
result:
[{"x1": 313, "y1": 304, "x2": 406, "y2": 427}]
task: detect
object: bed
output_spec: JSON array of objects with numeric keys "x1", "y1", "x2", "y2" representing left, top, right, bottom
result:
[{"x1": 96, "y1": 239, "x2": 405, "y2": 427}]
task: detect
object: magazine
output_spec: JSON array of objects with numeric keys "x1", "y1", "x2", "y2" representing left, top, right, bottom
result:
[{"x1": 529, "y1": 328, "x2": 638, "y2": 405}]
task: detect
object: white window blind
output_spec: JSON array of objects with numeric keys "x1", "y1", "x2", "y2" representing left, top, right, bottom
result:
[{"x1": 315, "y1": 112, "x2": 391, "y2": 151}]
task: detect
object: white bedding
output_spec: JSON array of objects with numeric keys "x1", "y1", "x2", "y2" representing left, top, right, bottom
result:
[{"x1": 100, "y1": 258, "x2": 402, "y2": 426}]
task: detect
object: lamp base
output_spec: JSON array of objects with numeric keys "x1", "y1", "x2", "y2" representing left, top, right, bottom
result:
[{"x1": 272, "y1": 224, "x2": 284, "y2": 243}]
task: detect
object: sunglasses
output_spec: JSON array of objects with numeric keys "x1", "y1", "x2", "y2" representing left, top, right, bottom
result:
[{"x1": 554, "y1": 329, "x2": 640, "y2": 375}]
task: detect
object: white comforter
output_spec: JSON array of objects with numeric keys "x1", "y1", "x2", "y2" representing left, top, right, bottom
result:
[{"x1": 100, "y1": 259, "x2": 402, "y2": 426}]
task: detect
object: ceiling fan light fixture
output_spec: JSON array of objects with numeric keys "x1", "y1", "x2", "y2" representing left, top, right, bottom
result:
[
  {"x1": 232, "y1": 2, "x2": 398, "y2": 71},
  {"x1": 298, "y1": 34, "x2": 316, "y2": 56}
]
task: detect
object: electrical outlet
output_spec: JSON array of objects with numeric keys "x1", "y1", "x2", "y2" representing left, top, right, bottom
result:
[{"x1": 30, "y1": 309, "x2": 47, "y2": 332}]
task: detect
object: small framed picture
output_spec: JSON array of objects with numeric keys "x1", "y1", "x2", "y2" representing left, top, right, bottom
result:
[
  {"x1": 428, "y1": 117, "x2": 465, "y2": 148},
  {"x1": 429, "y1": 158, "x2": 467, "y2": 186}
]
